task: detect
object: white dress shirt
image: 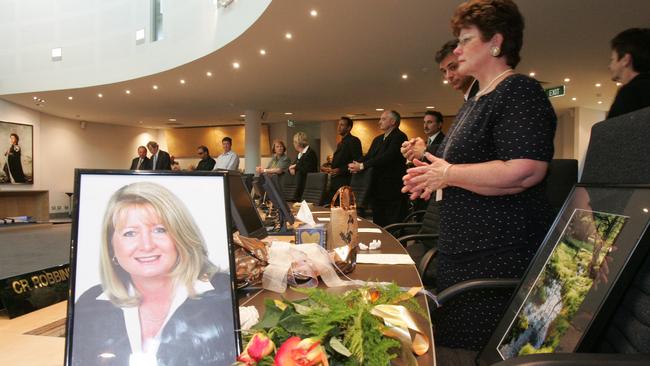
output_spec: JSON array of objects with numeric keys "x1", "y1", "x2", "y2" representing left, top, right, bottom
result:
[{"x1": 213, "y1": 150, "x2": 240, "y2": 171}]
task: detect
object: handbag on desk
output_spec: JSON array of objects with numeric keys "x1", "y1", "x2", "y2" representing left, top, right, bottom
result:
[{"x1": 328, "y1": 186, "x2": 359, "y2": 273}]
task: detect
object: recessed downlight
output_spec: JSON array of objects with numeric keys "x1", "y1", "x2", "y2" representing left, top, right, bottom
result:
[
  {"x1": 125, "y1": 90, "x2": 131, "y2": 94},
  {"x1": 285, "y1": 32, "x2": 293, "y2": 39},
  {"x1": 232, "y1": 62, "x2": 240, "y2": 69},
  {"x1": 426, "y1": 106, "x2": 435, "y2": 109},
  {"x1": 401, "y1": 74, "x2": 408, "y2": 79},
  {"x1": 240, "y1": 114, "x2": 246, "y2": 118},
  {"x1": 180, "y1": 79, "x2": 186, "y2": 84},
  {"x1": 529, "y1": 72, "x2": 536, "y2": 77},
  {"x1": 310, "y1": 9, "x2": 318, "y2": 17},
  {"x1": 259, "y1": 49, "x2": 267, "y2": 55},
  {"x1": 616, "y1": 82, "x2": 622, "y2": 86},
  {"x1": 168, "y1": 118, "x2": 176, "y2": 122},
  {"x1": 564, "y1": 78, "x2": 571, "y2": 83},
  {"x1": 375, "y1": 108, "x2": 384, "y2": 111},
  {"x1": 152, "y1": 85, "x2": 159, "y2": 90},
  {"x1": 597, "y1": 101, "x2": 603, "y2": 104},
  {"x1": 206, "y1": 71, "x2": 212, "y2": 77},
  {"x1": 97, "y1": 93, "x2": 103, "y2": 98},
  {"x1": 284, "y1": 112, "x2": 293, "y2": 115},
  {"x1": 443, "y1": 80, "x2": 449, "y2": 84},
  {"x1": 571, "y1": 97, "x2": 577, "y2": 101},
  {"x1": 67, "y1": 96, "x2": 73, "y2": 100},
  {"x1": 595, "y1": 83, "x2": 601, "y2": 87}
]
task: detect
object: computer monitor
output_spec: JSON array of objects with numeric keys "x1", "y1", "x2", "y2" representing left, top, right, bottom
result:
[
  {"x1": 226, "y1": 171, "x2": 268, "y2": 239},
  {"x1": 262, "y1": 173, "x2": 295, "y2": 232},
  {"x1": 251, "y1": 176, "x2": 267, "y2": 204}
]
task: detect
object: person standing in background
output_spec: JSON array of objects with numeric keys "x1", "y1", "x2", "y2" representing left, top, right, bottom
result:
[
  {"x1": 289, "y1": 132, "x2": 318, "y2": 201},
  {"x1": 607, "y1": 27, "x2": 650, "y2": 118},
  {"x1": 256, "y1": 139, "x2": 291, "y2": 175},
  {"x1": 349, "y1": 110, "x2": 408, "y2": 227},
  {"x1": 147, "y1": 141, "x2": 172, "y2": 170},
  {"x1": 129, "y1": 146, "x2": 151, "y2": 170},
  {"x1": 326, "y1": 117, "x2": 362, "y2": 198},
  {"x1": 195, "y1": 145, "x2": 216, "y2": 171},
  {"x1": 213, "y1": 137, "x2": 240, "y2": 171}
]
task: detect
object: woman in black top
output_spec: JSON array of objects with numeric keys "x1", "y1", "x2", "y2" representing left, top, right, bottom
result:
[{"x1": 402, "y1": 0, "x2": 556, "y2": 351}]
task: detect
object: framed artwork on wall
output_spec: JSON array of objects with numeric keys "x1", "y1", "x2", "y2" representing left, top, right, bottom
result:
[
  {"x1": 64, "y1": 169, "x2": 241, "y2": 365},
  {"x1": 0, "y1": 121, "x2": 33, "y2": 184},
  {"x1": 479, "y1": 184, "x2": 650, "y2": 364}
]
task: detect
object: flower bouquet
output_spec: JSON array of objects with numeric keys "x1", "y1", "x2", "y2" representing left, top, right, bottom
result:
[{"x1": 234, "y1": 284, "x2": 430, "y2": 366}]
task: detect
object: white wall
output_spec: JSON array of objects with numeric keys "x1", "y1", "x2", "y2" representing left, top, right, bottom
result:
[
  {"x1": 0, "y1": 99, "x2": 160, "y2": 213},
  {"x1": 574, "y1": 107, "x2": 606, "y2": 178}
]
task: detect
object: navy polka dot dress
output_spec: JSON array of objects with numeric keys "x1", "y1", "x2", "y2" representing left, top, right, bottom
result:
[{"x1": 433, "y1": 74, "x2": 557, "y2": 351}]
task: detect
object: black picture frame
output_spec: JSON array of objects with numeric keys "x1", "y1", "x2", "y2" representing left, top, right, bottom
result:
[
  {"x1": 64, "y1": 169, "x2": 241, "y2": 366},
  {"x1": 479, "y1": 184, "x2": 650, "y2": 364},
  {"x1": 0, "y1": 120, "x2": 34, "y2": 184}
]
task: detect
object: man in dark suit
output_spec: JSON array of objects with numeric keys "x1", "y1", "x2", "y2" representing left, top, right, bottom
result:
[
  {"x1": 289, "y1": 131, "x2": 318, "y2": 201},
  {"x1": 195, "y1": 145, "x2": 216, "y2": 171},
  {"x1": 349, "y1": 110, "x2": 408, "y2": 227},
  {"x1": 423, "y1": 111, "x2": 445, "y2": 156},
  {"x1": 129, "y1": 145, "x2": 152, "y2": 170},
  {"x1": 146, "y1": 141, "x2": 172, "y2": 170},
  {"x1": 327, "y1": 117, "x2": 362, "y2": 199},
  {"x1": 607, "y1": 28, "x2": 650, "y2": 118}
]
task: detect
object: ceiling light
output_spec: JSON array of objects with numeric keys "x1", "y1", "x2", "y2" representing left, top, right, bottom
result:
[
  {"x1": 259, "y1": 49, "x2": 267, "y2": 55},
  {"x1": 152, "y1": 85, "x2": 159, "y2": 90},
  {"x1": 67, "y1": 96, "x2": 73, "y2": 100},
  {"x1": 285, "y1": 32, "x2": 292, "y2": 39},
  {"x1": 51, "y1": 47, "x2": 62, "y2": 61},
  {"x1": 180, "y1": 79, "x2": 186, "y2": 84},
  {"x1": 401, "y1": 74, "x2": 408, "y2": 79},
  {"x1": 616, "y1": 82, "x2": 622, "y2": 86},
  {"x1": 168, "y1": 118, "x2": 176, "y2": 122},
  {"x1": 33, "y1": 96, "x2": 38, "y2": 100},
  {"x1": 597, "y1": 101, "x2": 603, "y2": 104},
  {"x1": 206, "y1": 71, "x2": 212, "y2": 77},
  {"x1": 310, "y1": 9, "x2": 318, "y2": 17},
  {"x1": 232, "y1": 62, "x2": 240, "y2": 69},
  {"x1": 125, "y1": 90, "x2": 131, "y2": 94},
  {"x1": 564, "y1": 78, "x2": 571, "y2": 83},
  {"x1": 644, "y1": 208, "x2": 649, "y2": 213},
  {"x1": 97, "y1": 93, "x2": 103, "y2": 98},
  {"x1": 284, "y1": 112, "x2": 293, "y2": 115},
  {"x1": 571, "y1": 97, "x2": 577, "y2": 101},
  {"x1": 240, "y1": 114, "x2": 246, "y2": 118},
  {"x1": 375, "y1": 108, "x2": 384, "y2": 111},
  {"x1": 426, "y1": 106, "x2": 435, "y2": 109},
  {"x1": 595, "y1": 83, "x2": 601, "y2": 87},
  {"x1": 529, "y1": 72, "x2": 536, "y2": 77},
  {"x1": 443, "y1": 80, "x2": 449, "y2": 84}
]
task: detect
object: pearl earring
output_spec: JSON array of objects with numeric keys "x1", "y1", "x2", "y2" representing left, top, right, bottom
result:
[
  {"x1": 112, "y1": 256, "x2": 119, "y2": 266},
  {"x1": 490, "y1": 46, "x2": 501, "y2": 57}
]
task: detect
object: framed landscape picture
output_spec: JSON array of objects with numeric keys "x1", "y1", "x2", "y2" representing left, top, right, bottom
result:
[
  {"x1": 65, "y1": 169, "x2": 241, "y2": 366},
  {"x1": 480, "y1": 184, "x2": 650, "y2": 364},
  {"x1": 0, "y1": 121, "x2": 33, "y2": 184}
]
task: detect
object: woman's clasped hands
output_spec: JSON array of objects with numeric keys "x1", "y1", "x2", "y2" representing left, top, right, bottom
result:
[{"x1": 402, "y1": 152, "x2": 453, "y2": 201}]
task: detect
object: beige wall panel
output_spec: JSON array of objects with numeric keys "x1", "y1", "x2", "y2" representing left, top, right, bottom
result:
[{"x1": 165, "y1": 125, "x2": 271, "y2": 158}]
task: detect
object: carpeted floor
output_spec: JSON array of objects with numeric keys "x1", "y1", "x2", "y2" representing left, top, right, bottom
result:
[{"x1": 0, "y1": 223, "x2": 71, "y2": 279}]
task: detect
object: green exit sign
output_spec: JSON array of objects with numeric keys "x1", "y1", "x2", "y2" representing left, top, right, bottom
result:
[{"x1": 545, "y1": 85, "x2": 565, "y2": 98}]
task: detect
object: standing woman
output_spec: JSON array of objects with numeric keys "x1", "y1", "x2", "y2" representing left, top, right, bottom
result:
[
  {"x1": 402, "y1": 0, "x2": 556, "y2": 353},
  {"x1": 3, "y1": 133, "x2": 26, "y2": 183}
]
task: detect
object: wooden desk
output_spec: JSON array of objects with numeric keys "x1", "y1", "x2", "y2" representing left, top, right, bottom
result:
[
  {"x1": 240, "y1": 212, "x2": 436, "y2": 366},
  {"x1": 0, "y1": 190, "x2": 49, "y2": 222}
]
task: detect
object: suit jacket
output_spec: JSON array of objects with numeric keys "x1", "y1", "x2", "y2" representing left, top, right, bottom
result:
[
  {"x1": 330, "y1": 133, "x2": 362, "y2": 188},
  {"x1": 360, "y1": 128, "x2": 408, "y2": 200},
  {"x1": 608, "y1": 73, "x2": 650, "y2": 119},
  {"x1": 293, "y1": 147, "x2": 319, "y2": 200},
  {"x1": 426, "y1": 132, "x2": 445, "y2": 159},
  {"x1": 152, "y1": 150, "x2": 172, "y2": 170},
  {"x1": 129, "y1": 156, "x2": 152, "y2": 170}
]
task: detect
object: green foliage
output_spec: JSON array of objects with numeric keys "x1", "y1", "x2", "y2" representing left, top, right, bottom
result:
[{"x1": 249, "y1": 284, "x2": 420, "y2": 366}]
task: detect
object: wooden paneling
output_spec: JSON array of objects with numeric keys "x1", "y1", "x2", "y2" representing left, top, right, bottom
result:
[
  {"x1": 349, "y1": 115, "x2": 454, "y2": 154},
  {"x1": 165, "y1": 124, "x2": 271, "y2": 158},
  {"x1": 0, "y1": 190, "x2": 49, "y2": 222}
]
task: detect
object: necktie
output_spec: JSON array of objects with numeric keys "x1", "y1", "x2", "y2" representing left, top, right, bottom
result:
[
  {"x1": 137, "y1": 158, "x2": 142, "y2": 169},
  {"x1": 153, "y1": 154, "x2": 158, "y2": 169}
]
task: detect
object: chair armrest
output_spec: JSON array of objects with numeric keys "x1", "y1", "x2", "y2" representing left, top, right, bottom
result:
[
  {"x1": 384, "y1": 222, "x2": 423, "y2": 237},
  {"x1": 397, "y1": 233, "x2": 439, "y2": 246},
  {"x1": 491, "y1": 353, "x2": 650, "y2": 366},
  {"x1": 436, "y1": 278, "x2": 520, "y2": 305},
  {"x1": 404, "y1": 209, "x2": 427, "y2": 222},
  {"x1": 417, "y1": 247, "x2": 438, "y2": 276}
]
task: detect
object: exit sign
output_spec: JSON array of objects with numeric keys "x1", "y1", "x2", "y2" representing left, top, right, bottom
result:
[{"x1": 545, "y1": 85, "x2": 565, "y2": 98}]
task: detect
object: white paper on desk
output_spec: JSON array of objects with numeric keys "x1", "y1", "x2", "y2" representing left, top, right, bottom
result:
[
  {"x1": 311, "y1": 211, "x2": 329, "y2": 214},
  {"x1": 317, "y1": 217, "x2": 331, "y2": 222},
  {"x1": 359, "y1": 228, "x2": 382, "y2": 233},
  {"x1": 357, "y1": 254, "x2": 415, "y2": 265},
  {"x1": 296, "y1": 200, "x2": 316, "y2": 226}
]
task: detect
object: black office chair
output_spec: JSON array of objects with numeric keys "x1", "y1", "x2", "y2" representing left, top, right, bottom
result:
[
  {"x1": 242, "y1": 173, "x2": 254, "y2": 193},
  {"x1": 279, "y1": 173, "x2": 298, "y2": 202},
  {"x1": 301, "y1": 172, "x2": 328, "y2": 206},
  {"x1": 350, "y1": 167, "x2": 373, "y2": 218},
  {"x1": 438, "y1": 107, "x2": 650, "y2": 365},
  {"x1": 545, "y1": 159, "x2": 578, "y2": 215}
]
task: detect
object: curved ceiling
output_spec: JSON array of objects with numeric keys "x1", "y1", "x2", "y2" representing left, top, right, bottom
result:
[{"x1": 1, "y1": 0, "x2": 649, "y2": 128}]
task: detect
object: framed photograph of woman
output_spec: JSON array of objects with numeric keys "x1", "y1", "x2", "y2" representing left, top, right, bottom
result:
[
  {"x1": 0, "y1": 121, "x2": 33, "y2": 184},
  {"x1": 479, "y1": 184, "x2": 650, "y2": 365},
  {"x1": 65, "y1": 169, "x2": 241, "y2": 366}
]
